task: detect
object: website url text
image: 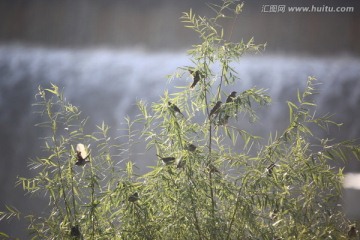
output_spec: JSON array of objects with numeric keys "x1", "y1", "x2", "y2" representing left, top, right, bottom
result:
[{"x1": 261, "y1": 5, "x2": 354, "y2": 13}]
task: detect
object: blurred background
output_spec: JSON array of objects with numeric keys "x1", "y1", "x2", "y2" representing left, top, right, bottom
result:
[
  {"x1": 0, "y1": 0, "x2": 360, "y2": 238},
  {"x1": 0, "y1": 0, "x2": 359, "y2": 53}
]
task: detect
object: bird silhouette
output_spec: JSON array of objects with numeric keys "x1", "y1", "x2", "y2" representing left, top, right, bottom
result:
[
  {"x1": 156, "y1": 154, "x2": 176, "y2": 165},
  {"x1": 226, "y1": 91, "x2": 237, "y2": 103},
  {"x1": 189, "y1": 69, "x2": 203, "y2": 89},
  {"x1": 70, "y1": 225, "x2": 81, "y2": 238},
  {"x1": 185, "y1": 143, "x2": 197, "y2": 152},
  {"x1": 168, "y1": 101, "x2": 184, "y2": 116},
  {"x1": 348, "y1": 225, "x2": 357, "y2": 239},
  {"x1": 209, "y1": 101, "x2": 222, "y2": 117},
  {"x1": 128, "y1": 192, "x2": 139, "y2": 202}
]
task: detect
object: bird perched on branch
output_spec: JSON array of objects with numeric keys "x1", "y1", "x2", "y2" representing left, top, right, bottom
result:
[
  {"x1": 75, "y1": 143, "x2": 90, "y2": 166},
  {"x1": 70, "y1": 225, "x2": 81, "y2": 238},
  {"x1": 209, "y1": 101, "x2": 222, "y2": 117},
  {"x1": 168, "y1": 101, "x2": 184, "y2": 116},
  {"x1": 189, "y1": 69, "x2": 204, "y2": 89},
  {"x1": 184, "y1": 143, "x2": 197, "y2": 152},
  {"x1": 348, "y1": 225, "x2": 357, "y2": 239},
  {"x1": 156, "y1": 154, "x2": 176, "y2": 165},
  {"x1": 128, "y1": 192, "x2": 139, "y2": 203},
  {"x1": 226, "y1": 91, "x2": 237, "y2": 103}
]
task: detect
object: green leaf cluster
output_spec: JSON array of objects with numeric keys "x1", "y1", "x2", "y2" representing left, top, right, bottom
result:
[{"x1": 1, "y1": 1, "x2": 359, "y2": 239}]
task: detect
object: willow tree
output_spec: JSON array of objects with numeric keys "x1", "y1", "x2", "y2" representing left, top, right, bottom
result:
[{"x1": 1, "y1": 1, "x2": 358, "y2": 239}]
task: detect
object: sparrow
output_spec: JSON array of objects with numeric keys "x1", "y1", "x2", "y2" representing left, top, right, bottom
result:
[
  {"x1": 209, "y1": 101, "x2": 222, "y2": 117},
  {"x1": 128, "y1": 192, "x2": 139, "y2": 203},
  {"x1": 348, "y1": 225, "x2": 357, "y2": 239},
  {"x1": 75, "y1": 143, "x2": 90, "y2": 166},
  {"x1": 157, "y1": 154, "x2": 176, "y2": 165},
  {"x1": 168, "y1": 101, "x2": 184, "y2": 116},
  {"x1": 226, "y1": 91, "x2": 237, "y2": 103},
  {"x1": 189, "y1": 69, "x2": 203, "y2": 89},
  {"x1": 71, "y1": 225, "x2": 81, "y2": 238},
  {"x1": 184, "y1": 143, "x2": 197, "y2": 152}
]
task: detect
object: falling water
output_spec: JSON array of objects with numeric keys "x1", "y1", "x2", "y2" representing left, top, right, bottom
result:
[{"x1": 1, "y1": 44, "x2": 360, "y2": 238}]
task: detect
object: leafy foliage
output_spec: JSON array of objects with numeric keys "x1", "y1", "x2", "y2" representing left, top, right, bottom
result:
[{"x1": 1, "y1": 0, "x2": 359, "y2": 239}]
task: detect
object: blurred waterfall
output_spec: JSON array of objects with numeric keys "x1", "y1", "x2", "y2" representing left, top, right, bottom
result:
[{"x1": 0, "y1": 44, "x2": 360, "y2": 238}]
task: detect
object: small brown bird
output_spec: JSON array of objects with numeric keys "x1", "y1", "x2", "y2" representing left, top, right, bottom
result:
[
  {"x1": 128, "y1": 192, "x2": 139, "y2": 203},
  {"x1": 348, "y1": 225, "x2": 357, "y2": 239},
  {"x1": 226, "y1": 91, "x2": 237, "y2": 103},
  {"x1": 71, "y1": 225, "x2": 81, "y2": 238},
  {"x1": 209, "y1": 101, "x2": 222, "y2": 117},
  {"x1": 75, "y1": 143, "x2": 90, "y2": 166},
  {"x1": 189, "y1": 69, "x2": 202, "y2": 89},
  {"x1": 185, "y1": 143, "x2": 197, "y2": 152},
  {"x1": 168, "y1": 101, "x2": 184, "y2": 116},
  {"x1": 157, "y1": 154, "x2": 176, "y2": 165}
]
